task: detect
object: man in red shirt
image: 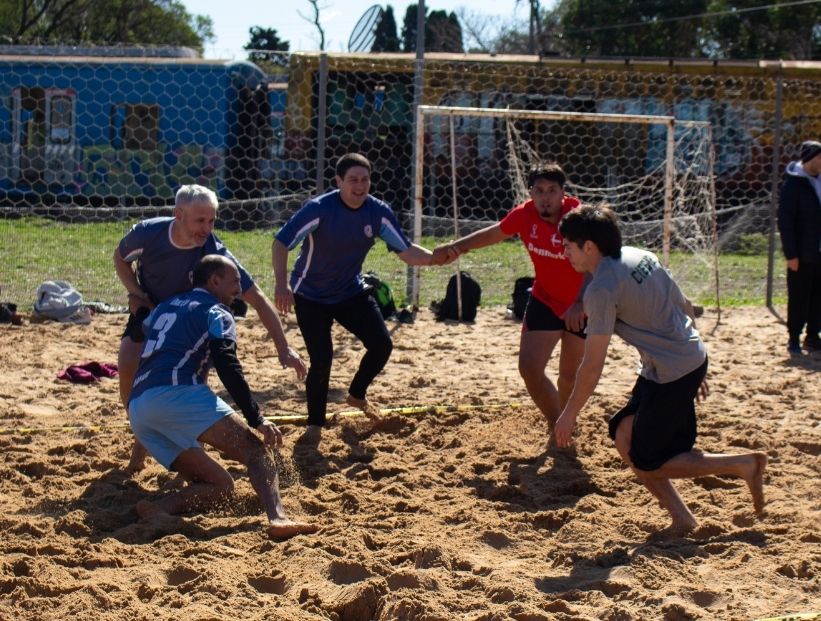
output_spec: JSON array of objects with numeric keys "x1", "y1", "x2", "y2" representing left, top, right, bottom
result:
[{"x1": 438, "y1": 164, "x2": 585, "y2": 440}]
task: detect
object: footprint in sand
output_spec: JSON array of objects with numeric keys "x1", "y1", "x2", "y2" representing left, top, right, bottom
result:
[
  {"x1": 166, "y1": 565, "x2": 202, "y2": 588},
  {"x1": 247, "y1": 573, "x2": 289, "y2": 595},
  {"x1": 327, "y1": 559, "x2": 372, "y2": 585},
  {"x1": 19, "y1": 403, "x2": 59, "y2": 417}
]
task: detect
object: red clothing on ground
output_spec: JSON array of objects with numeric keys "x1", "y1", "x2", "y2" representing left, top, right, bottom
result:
[{"x1": 499, "y1": 195, "x2": 583, "y2": 318}]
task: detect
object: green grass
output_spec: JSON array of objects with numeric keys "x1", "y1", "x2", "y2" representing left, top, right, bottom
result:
[{"x1": 0, "y1": 216, "x2": 786, "y2": 309}]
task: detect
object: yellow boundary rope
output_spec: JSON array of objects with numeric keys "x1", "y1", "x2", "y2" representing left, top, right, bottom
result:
[
  {"x1": 0, "y1": 402, "x2": 526, "y2": 436},
  {"x1": 753, "y1": 614, "x2": 821, "y2": 621}
]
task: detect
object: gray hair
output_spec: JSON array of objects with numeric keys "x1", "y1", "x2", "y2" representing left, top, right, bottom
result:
[{"x1": 175, "y1": 184, "x2": 218, "y2": 211}]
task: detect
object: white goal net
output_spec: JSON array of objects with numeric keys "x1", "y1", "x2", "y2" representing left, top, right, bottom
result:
[{"x1": 412, "y1": 105, "x2": 718, "y2": 313}]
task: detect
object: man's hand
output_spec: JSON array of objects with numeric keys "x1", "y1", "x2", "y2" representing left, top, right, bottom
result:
[
  {"x1": 563, "y1": 302, "x2": 586, "y2": 333},
  {"x1": 787, "y1": 258, "x2": 799, "y2": 272},
  {"x1": 696, "y1": 377, "x2": 710, "y2": 402},
  {"x1": 553, "y1": 411, "x2": 577, "y2": 448},
  {"x1": 127, "y1": 292, "x2": 153, "y2": 315},
  {"x1": 430, "y1": 245, "x2": 450, "y2": 266},
  {"x1": 274, "y1": 284, "x2": 295, "y2": 315},
  {"x1": 279, "y1": 347, "x2": 307, "y2": 381},
  {"x1": 431, "y1": 243, "x2": 460, "y2": 266},
  {"x1": 256, "y1": 421, "x2": 283, "y2": 450}
]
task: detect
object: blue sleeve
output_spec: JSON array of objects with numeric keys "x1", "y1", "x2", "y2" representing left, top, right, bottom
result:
[
  {"x1": 118, "y1": 221, "x2": 149, "y2": 263},
  {"x1": 207, "y1": 305, "x2": 237, "y2": 342},
  {"x1": 376, "y1": 203, "x2": 411, "y2": 253},
  {"x1": 275, "y1": 200, "x2": 321, "y2": 250}
]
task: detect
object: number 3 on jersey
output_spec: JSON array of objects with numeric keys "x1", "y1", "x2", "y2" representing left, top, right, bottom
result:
[{"x1": 142, "y1": 312, "x2": 177, "y2": 357}]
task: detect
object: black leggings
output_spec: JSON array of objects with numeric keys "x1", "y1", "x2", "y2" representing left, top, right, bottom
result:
[
  {"x1": 787, "y1": 260, "x2": 821, "y2": 341},
  {"x1": 294, "y1": 292, "x2": 393, "y2": 426}
]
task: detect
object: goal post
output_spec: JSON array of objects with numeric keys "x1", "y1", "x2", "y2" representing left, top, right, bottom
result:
[{"x1": 411, "y1": 104, "x2": 718, "y2": 316}]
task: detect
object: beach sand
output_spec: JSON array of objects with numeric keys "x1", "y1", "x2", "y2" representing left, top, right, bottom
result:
[{"x1": 0, "y1": 306, "x2": 819, "y2": 620}]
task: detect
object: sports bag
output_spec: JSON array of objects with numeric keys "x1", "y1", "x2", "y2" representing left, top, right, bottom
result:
[
  {"x1": 32, "y1": 280, "x2": 92, "y2": 324},
  {"x1": 436, "y1": 271, "x2": 481, "y2": 322},
  {"x1": 509, "y1": 276, "x2": 534, "y2": 320},
  {"x1": 362, "y1": 271, "x2": 397, "y2": 319}
]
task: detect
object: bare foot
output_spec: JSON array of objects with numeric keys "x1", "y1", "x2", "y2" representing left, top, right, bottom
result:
[
  {"x1": 126, "y1": 441, "x2": 149, "y2": 474},
  {"x1": 266, "y1": 519, "x2": 319, "y2": 540},
  {"x1": 668, "y1": 516, "x2": 698, "y2": 535},
  {"x1": 346, "y1": 395, "x2": 381, "y2": 420},
  {"x1": 135, "y1": 499, "x2": 169, "y2": 520},
  {"x1": 159, "y1": 473, "x2": 187, "y2": 491},
  {"x1": 744, "y1": 452, "x2": 768, "y2": 514},
  {"x1": 649, "y1": 517, "x2": 698, "y2": 540},
  {"x1": 295, "y1": 424, "x2": 322, "y2": 446}
]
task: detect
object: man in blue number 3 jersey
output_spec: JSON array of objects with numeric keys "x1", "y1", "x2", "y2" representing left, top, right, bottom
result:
[
  {"x1": 274, "y1": 153, "x2": 448, "y2": 444},
  {"x1": 128, "y1": 255, "x2": 317, "y2": 539},
  {"x1": 115, "y1": 184, "x2": 306, "y2": 471}
]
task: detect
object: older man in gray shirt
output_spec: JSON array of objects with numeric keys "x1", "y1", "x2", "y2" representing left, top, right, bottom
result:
[{"x1": 554, "y1": 204, "x2": 767, "y2": 536}]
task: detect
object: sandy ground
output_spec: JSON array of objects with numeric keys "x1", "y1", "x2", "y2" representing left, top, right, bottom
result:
[{"x1": 0, "y1": 305, "x2": 819, "y2": 621}]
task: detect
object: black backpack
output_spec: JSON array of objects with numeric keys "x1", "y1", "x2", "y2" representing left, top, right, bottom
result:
[
  {"x1": 362, "y1": 271, "x2": 397, "y2": 319},
  {"x1": 508, "y1": 276, "x2": 534, "y2": 320},
  {"x1": 436, "y1": 271, "x2": 481, "y2": 322}
]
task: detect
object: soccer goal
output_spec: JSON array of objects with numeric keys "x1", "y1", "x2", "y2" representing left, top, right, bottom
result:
[{"x1": 410, "y1": 104, "x2": 719, "y2": 316}]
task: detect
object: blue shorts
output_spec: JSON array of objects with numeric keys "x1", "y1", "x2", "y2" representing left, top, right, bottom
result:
[{"x1": 128, "y1": 384, "x2": 234, "y2": 469}]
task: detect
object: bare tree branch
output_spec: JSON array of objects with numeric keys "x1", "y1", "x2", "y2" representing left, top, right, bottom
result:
[
  {"x1": 15, "y1": 0, "x2": 91, "y2": 43},
  {"x1": 297, "y1": 0, "x2": 326, "y2": 50},
  {"x1": 42, "y1": 0, "x2": 92, "y2": 39},
  {"x1": 17, "y1": 0, "x2": 50, "y2": 40},
  {"x1": 456, "y1": 8, "x2": 496, "y2": 52}
]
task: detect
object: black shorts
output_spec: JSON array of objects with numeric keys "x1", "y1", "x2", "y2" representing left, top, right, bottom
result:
[
  {"x1": 121, "y1": 306, "x2": 151, "y2": 343},
  {"x1": 608, "y1": 357, "x2": 708, "y2": 471},
  {"x1": 523, "y1": 295, "x2": 586, "y2": 338}
]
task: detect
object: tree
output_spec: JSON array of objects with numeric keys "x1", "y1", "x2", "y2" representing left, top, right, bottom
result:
[
  {"x1": 401, "y1": 3, "x2": 463, "y2": 53},
  {"x1": 556, "y1": 0, "x2": 818, "y2": 59},
  {"x1": 372, "y1": 5, "x2": 399, "y2": 52},
  {"x1": 516, "y1": 0, "x2": 542, "y2": 54},
  {"x1": 401, "y1": 4, "x2": 422, "y2": 52},
  {"x1": 458, "y1": 4, "x2": 561, "y2": 55},
  {"x1": 0, "y1": 0, "x2": 214, "y2": 51},
  {"x1": 557, "y1": 0, "x2": 708, "y2": 57},
  {"x1": 456, "y1": 7, "x2": 501, "y2": 53},
  {"x1": 700, "y1": 0, "x2": 819, "y2": 59},
  {"x1": 427, "y1": 10, "x2": 463, "y2": 53},
  {"x1": 244, "y1": 26, "x2": 289, "y2": 63},
  {"x1": 298, "y1": 0, "x2": 326, "y2": 51}
]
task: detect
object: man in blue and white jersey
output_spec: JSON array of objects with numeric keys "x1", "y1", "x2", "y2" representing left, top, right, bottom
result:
[
  {"x1": 273, "y1": 153, "x2": 447, "y2": 443},
  {"x1": 128, "y1": 254, "x2": 316, "y2": 540},
  {"x1": 115, "y1": 184, "x2": 306, "y2": 471},
  {"x1": 554, "y1": 204, "x2": 767, "y2": 535}
]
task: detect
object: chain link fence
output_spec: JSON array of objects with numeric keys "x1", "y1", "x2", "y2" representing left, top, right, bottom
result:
[{"x1": 1, "y1": 47, "x2": 819, "y2": 311}]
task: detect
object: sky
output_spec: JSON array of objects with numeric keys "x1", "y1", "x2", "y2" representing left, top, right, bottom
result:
[{"x1": 181, "y1": 0, "x2": 535, "y2": 59}]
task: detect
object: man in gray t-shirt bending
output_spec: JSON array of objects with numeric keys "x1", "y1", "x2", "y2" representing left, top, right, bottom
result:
[{"x1": 555, "y1": 204, "x2": 767, "y2": 535}]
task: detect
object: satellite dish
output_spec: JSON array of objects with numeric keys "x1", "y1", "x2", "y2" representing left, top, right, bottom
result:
[{"x1": 348, "y1": 4, "x2": 383, "y2": 52}]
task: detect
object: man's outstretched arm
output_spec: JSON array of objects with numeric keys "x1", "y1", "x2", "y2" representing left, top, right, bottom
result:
[
  {"x1": 554, "y1": 333, "x2": 610, "y2": 447},
  {"x1": 242, "y1": 283, "x2": 306, "y2": 381},
  {"x1": 210, "y1": 338, "x2": 265, "y2": 428}
]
